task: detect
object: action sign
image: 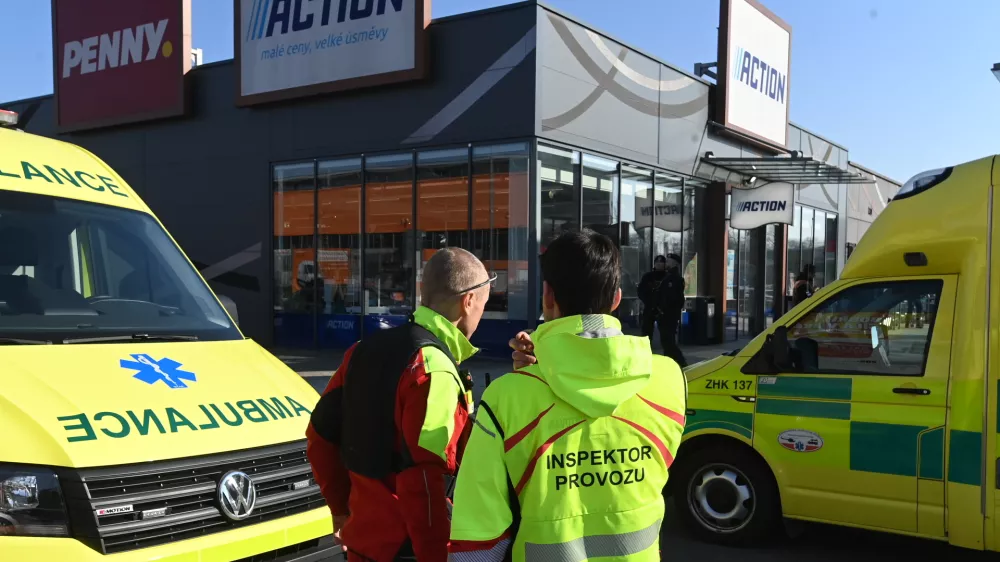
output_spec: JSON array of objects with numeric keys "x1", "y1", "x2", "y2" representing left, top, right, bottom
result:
[
  {"x1": 236, "y1": 0, "x2": 430, "y2": 105},
  {"x1": 52, "y1": 0, "x2": 191, "y2": 132},
  {"x1": 729, "y1": 183, "x2": 795, "y2": 230},
  {"x1": 717, "y1": 0, "x2": 791, "y2": 149}
]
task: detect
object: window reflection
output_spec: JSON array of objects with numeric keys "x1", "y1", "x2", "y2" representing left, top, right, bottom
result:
[
  {"x1": 317, "y1": 158, "x2": 362, "y2": 314},
  {"x1": 620, "y1": 165, "x2": 653, "y2": 332},
  {"x1": 682, "y1": 186, "x2": 698, "y2": 297},
  {"x1": 539, "y1": 144, "x2": 579, "y2": 248},
  {"x1": 365, "y1": 154, "x2": 414, "y2": 316},
  {"x1": 417, "y1": 148, "x2": 469, "y2": 309},
  {"x1": 581, "y1": 154, "x2": 618, "y2": 234},
  {"x1": 273, "y1": 162, "x2": 317, "y2": 347},
  {"x1": 473, "y1": 143, "x2": 530, "y2": 320},
  {"x1": 652, "y1": 173, "x2": 683, "y2": 268}
]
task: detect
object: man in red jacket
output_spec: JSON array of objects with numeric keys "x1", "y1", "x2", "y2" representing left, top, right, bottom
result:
[{"x1": 307, "y1": 248, "x2": 493, "y2": 561}]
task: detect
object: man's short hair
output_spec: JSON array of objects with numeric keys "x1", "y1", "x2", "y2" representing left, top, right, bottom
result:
[
  {"x1": 421, "y1": 248, "x2": 485, "y2": 309},
  {"x1": 540, "y1": 229, "x2": 621, "y2": 316},
  {"x1": 654, "y1": 255, "x2": 667, "y2": 264}
]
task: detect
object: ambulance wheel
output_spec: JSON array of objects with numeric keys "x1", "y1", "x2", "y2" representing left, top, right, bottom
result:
[{"x1": 673, "y1": 444, "x2": 780, "y2": 546}]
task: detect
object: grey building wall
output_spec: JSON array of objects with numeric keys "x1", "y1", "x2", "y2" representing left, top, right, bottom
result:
[
  {"x1": 5, "y1": 3, "x2": 539, "y2": 346},
  {"x1": 535, "y1": 5, "x2": 710, "y2": 174},
  {"x1": 846, "y1": 162, "x2": 901, "y2": 248}
]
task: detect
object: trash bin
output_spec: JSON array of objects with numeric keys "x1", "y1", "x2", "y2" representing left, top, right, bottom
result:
[{"x1": 682, "y1": 296, "x2": 717, "y2": 345}]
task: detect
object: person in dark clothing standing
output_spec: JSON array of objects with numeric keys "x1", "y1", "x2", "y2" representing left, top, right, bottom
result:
[
  {"x1": 792, "y1": 264, "x2": 815, "y2": 306},
  {"x1": 638, "y1": 254, "x2": 687, "y2": 367}
]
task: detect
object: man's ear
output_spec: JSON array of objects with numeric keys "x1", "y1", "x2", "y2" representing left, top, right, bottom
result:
[
  {"x1": 611, "y1": 287, "x2": 622, "y2": 312},
  {"x1": 542, "y1": 281, "x2": 555, "y2": 310}
]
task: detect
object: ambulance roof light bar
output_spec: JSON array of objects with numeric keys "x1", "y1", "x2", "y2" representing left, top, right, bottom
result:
[{"x1": 0, "y1": 110, "x2": 18, "y2": 128}]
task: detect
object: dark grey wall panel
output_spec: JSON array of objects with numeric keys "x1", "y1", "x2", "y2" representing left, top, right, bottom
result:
[{"x1": 6, "y1": 3, "x2": 538, "y2": 346}]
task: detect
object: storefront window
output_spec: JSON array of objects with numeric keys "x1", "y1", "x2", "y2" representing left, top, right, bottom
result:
[
  {"x1": 765, "y1": 224, "x2": 776, "y2": 325},
  {"x1": 539, "y1": 144, "x2": 579, "y2": 249},
  {"x1": 581, "y1": 154, "x2": 618, "y2": 233},
  {"x1": 826, "y1": 213, "x2": 838, "y2": 285},
  {"x1": 620, "y1": 165, "x2": 653, "y2": 333},
  {"x1": 682, "y1": 186, "x2": 698, "y2": 297},
  {"x1": 801, "y1": 206, "x2": 814, "y2": 274},
  {"x1": 813, "y1": 210, "x2": 827, "y2": 289},
  {"x1": 417, "y1": 148, "x2": 469, "y2": 308},
  {"x1": 652, "y1": 173, "x2": 683, "y2": 268},
  {"x1": 787, "y1": 204, "x2": 801, "y2": 296},
  {"x1": 317, "y1": 158, "x2": 362, "y2": 346},
  {"x1": 365, "y1": 153, "x2": 414, "y2": 318},
  {"x1": 273, "y1": 162, "x2": 316, "y2": 347},
  {"x1": 473, "y1": 143, "x2": 531, "y2": 321}
]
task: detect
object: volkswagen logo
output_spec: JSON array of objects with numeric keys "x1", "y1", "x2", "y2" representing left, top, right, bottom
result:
[{"x1": 217, "y1": 471, "x2": 257, "y2": 521}]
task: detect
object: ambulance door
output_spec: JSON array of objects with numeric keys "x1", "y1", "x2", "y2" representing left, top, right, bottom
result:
[{"x1": 754, "y1": 276, "x2": 953, "y2": 535}]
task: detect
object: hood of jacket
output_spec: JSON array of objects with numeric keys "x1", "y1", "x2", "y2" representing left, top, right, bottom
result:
[{"x1": 531, "y1": 314, "x2": 653, "y2": 418}]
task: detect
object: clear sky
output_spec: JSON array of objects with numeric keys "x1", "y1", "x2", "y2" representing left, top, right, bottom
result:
[{"x1": 3, "y1": 0, "x2": 998, "y2": 182}]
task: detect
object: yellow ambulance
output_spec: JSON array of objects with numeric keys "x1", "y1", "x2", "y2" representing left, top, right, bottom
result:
[
  {"x1": 0, "y1": 113, "x2": 336, "y2": 559},
  {"x1": 673, "y1": 154, "x2": 1000, "y2": 552}
]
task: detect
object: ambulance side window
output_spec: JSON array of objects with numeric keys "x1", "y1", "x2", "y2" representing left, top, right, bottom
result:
[{"x1": 787, "y1": 280, "x2": 942, "y2": 376}]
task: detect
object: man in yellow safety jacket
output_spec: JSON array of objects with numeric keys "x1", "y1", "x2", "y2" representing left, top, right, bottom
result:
[{"x1": 449, "y1": 229, "x2": 687, "y2": 561}]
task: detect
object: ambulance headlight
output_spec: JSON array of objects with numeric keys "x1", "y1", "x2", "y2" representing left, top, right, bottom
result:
[
  {"x1": 0, "y1": 465, "x2": 69, "y2": 537},
  {"x1": 895, "y1": 167, "x2": 952, "y2": 201}
]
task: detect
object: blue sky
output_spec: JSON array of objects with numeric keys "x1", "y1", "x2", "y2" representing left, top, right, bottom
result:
[{"x1": 3, "y1": 0, "x2": 998, "y2": 182}]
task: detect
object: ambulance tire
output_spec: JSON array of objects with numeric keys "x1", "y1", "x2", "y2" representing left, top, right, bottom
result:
[{"x1": 672, "y1": 444, "x2": 780, "y2": 546}]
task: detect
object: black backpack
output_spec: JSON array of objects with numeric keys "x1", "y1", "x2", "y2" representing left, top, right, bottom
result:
[{"x1": 310, "y1": 321, "x2": 471, "y2": 479}]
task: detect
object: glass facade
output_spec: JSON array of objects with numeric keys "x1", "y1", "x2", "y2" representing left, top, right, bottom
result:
[
  {"x1": 273, "y1": 143, "x2": 532, "y2": 349},
  {"x1": 271, "y1": 139, "x2": 839, "y2": 351},
  {"x1": 536, "y1": 142, "x2": 705, "y2": 337},
  {"x1": 472, "y1": 143, "x2": 531, "y2": 321},
  {"x1": 785, "y1": 203, "x2": 840, "y2": 309}
]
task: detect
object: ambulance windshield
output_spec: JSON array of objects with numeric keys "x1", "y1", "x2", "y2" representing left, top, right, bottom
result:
[{"x1": 0, "y1": 190, "x2": 241, "y2": 343}]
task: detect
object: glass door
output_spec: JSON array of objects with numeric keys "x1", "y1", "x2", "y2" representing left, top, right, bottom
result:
[
  {"x1": 272, "y1": 162, "x2": 319, "y2": 348},
  {"x1": 364, "y1": 153, "x2": 415, "y2": 333},
  {"x1": 316, "y1": 158, "x2": 363, "y2": 348}
]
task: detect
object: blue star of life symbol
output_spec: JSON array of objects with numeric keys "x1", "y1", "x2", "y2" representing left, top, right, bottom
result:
[{"x1": 120, "y1": 354, "x2": 197, "y2": 389}]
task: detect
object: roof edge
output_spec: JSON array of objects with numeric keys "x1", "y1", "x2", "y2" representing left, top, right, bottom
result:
[
  {"x1": 535, "y1": 1, "x2": 712, "y2": 87},
  {"x1": 848, "y1": 160, "x2": 902, "y2": 186}
]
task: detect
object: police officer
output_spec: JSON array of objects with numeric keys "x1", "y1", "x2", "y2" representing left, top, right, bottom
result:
[
  {"x1": 449, "y1": 230, "x2": 687, "y2": 562},
  {"x1": 307, "y1": 248, "x2": 493, "y2": 562},
  {"x1": 638, "y1": 254, "x2": 687, "y2": 367}
]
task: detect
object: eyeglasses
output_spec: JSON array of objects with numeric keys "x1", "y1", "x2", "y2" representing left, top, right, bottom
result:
[{"x1": 455, "y1": 272, "x2": 498, "y2": 295}]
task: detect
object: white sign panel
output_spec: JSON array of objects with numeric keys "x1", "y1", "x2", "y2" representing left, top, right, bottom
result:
[
  {"x1": 238, "y1": 0, "x2": 427, "y2": 104},
  {"x1": 730, "y1": 183, "x2": 794, "y2": 230},
  {"x1": 720, "y1": 0, "x2": 791, "y2": 148}
]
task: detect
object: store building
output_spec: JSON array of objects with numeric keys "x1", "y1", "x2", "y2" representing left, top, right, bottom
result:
[
  {"x1": 7, "y1": 0, "x2": 889, "y2": 354},
  {"x1": 845, "y1": 162, "x2": 902, "y2": 260}
]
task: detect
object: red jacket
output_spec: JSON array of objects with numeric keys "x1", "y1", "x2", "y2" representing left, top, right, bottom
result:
[{"x1": 307, "y1": 309, "x2": 476, "y2": 562}]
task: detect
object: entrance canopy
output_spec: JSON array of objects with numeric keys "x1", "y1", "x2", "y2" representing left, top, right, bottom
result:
[{"x1": 701, "y1": 154, "x2": 874, "y2": 185}]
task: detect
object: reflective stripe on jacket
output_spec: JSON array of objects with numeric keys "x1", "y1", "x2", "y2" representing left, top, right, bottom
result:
[{"x1": 449, "y1": 314, "x2": 686, "y2": 561}]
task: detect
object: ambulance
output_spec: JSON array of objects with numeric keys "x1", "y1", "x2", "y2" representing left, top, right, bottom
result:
[
  {"x1": 673, "y1": 154, "x2": 1000, "y2": 552},
  {"x1": 0, "y1": 112, "x2": 337, "y2": 560}
]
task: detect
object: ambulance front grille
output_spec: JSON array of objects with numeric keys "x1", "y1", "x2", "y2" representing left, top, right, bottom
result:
[{"x1": 61, "y1": 440, "x2": 327, "y2": 555}]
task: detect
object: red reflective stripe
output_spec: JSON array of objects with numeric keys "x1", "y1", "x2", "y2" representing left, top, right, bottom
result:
[
  {"x1": 513, "y1": 370, "x2": 547, "y2": 384},
  {"x1": 638, "y1": 395, "x2": 685, "y2": 426},
  {"x1": 612, "y1": 416, "x2": 674, "y2": 468},
  {"x1": 514, "y1": 421, "x2": 585, "y2": 495},
  {"x1": 504, "y1": 404, "x2": 554, "y2": 453},
  {"x1": 449, "y1": 529, "x2": 511, "y2": 553}
]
